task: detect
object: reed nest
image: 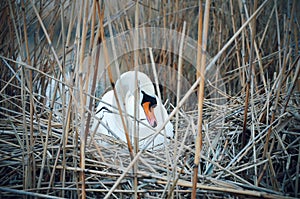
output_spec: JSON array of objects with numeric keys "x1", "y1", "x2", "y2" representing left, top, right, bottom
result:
[{"x1": 0, "y1": 0, "x2": 299, "y2": 198}]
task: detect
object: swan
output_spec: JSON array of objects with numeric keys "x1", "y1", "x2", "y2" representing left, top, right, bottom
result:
[{"x1": 92, "y1": 71, "x2": 173, "y2": 149}]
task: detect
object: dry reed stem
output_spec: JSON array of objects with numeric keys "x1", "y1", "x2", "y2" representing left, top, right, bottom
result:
[
  {"x1": 192, "y1": 0, "x2": 206, "y2": 197},
  {"x1": 174, "y1": 20, "x2": 186, "y2": 192},
  {"x1": 76, "y1": 0, "x2": 87, "y2": 197},
  {"x1": 133, "y1": 2, "x2": 140, "y2": 198},
  {"x1": 149, "y1": 47, "x2": 172, "y2": 196},
  {"x1": 22, "y1": 0, "x2": 36, "y2": 190}
]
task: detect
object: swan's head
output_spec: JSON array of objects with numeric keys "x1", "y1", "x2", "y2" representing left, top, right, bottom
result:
[
  {"x1": 136, "y1": 73, "x2": 158, "y2": 128},
  {"x1": 116, "y1": 71, "x2": 158, "y2": 128},
  {"x1": 141, "y1": 90, "x2": 157, "y2": 128}
]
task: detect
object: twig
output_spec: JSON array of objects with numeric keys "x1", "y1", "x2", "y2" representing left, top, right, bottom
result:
[
  {"x1": 193, "y1": 0, "x2": 209, "y2": 197},
  {"x1": 0, "y1": 187, "x2": 65, "y2": 199}
]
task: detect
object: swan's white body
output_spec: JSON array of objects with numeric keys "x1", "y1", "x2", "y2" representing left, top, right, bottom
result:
[{"x1": 92, "y1": 71, "x2": 173, "y2": 149}]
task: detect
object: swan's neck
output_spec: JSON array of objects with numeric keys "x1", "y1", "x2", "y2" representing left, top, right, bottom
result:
[{"x1": 125, "y1": 92, "x2": 146, "y2": 120}]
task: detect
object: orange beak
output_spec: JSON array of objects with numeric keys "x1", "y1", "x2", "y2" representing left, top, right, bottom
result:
[{"x1": 142, "y1": 102, "x2": 157, "y2": 127}]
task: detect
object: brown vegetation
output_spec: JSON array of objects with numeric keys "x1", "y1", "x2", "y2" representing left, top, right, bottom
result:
[{"x1": 0, "y1": 0, "x2": 299, "y2": 198}]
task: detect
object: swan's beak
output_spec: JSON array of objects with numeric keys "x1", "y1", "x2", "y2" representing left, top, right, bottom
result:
[{"x1": 142, "y1": 102, "x2": 157, "y2": 127}]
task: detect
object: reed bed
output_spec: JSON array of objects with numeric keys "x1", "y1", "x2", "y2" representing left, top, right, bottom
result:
[{"x1": 0, "y1": 0, "x2": 299, "y2": 198}]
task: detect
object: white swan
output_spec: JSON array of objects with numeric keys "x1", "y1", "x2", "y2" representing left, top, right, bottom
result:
[{"x1": 92, "y1": 71, "x2": 173, "y2": 149}]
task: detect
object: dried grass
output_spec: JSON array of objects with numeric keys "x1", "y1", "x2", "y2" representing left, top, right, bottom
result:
[{"x1": 0, "y1": 0, "x2": 299, "y2": 198}]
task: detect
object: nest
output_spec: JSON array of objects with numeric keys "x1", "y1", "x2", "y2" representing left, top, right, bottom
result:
[{"x1": 0, "y1": 0, "x2": 299, "y2": 198}]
